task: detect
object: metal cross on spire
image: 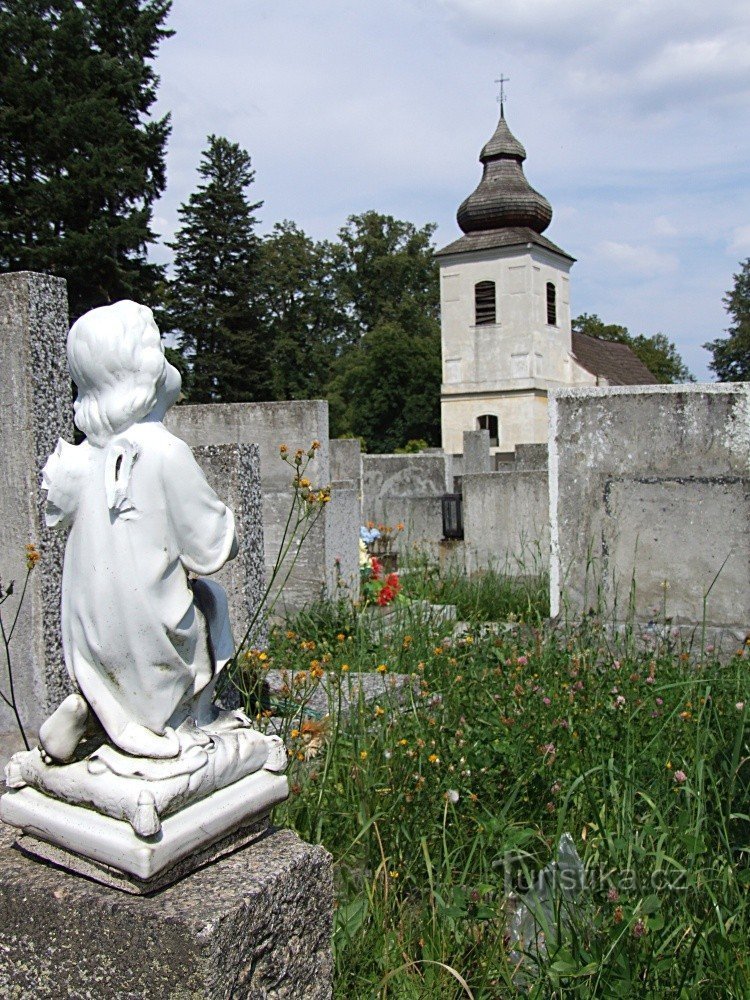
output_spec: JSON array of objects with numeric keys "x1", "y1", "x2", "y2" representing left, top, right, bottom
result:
[{"x1": 495, "y1": 74, "x2": 509, "y2": 116}]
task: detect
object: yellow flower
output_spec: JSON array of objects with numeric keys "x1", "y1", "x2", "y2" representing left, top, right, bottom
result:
[
  {"x1": 434, "y1": 646, "x2": 443, "y2": 656},
  {"x1": 428, "y1": 753, "x2": 439, "y2": 764},
  {"x1": 279, "y1": 443, "x2": 288, "y2": 455},
  {"x1": 374, "y1": 705, "x2": 385, "y2": 717},
  {"x1": 376, "y1": 663, "x2": 388, "y2": 673},
  {"x1": 291, "y1": 729, "x2": 300, "y2": 739},
  {"x1": 398, "y1": 738, "x2": 408, "y2": 746},
  {"x1": 258, "y1": 651, "x2": 268, "y2": 661},
  {"x1": 25, "y1": 543, "x2": 40, "y2": 570},
  {"x1": 360, "y1": 750, "x2": 368, "y2": 761},
  {"x1": 388, "y1": 870, "x2": 400, "y2": 879},
  {"x1": 341, "y1": 663, "x2": 350, "y2": 672},
  {"x1": 665, "y1": 760, "x2": 672, "y2": 769},
  {"x1": 337, "y1": 633, "x2": 346, "y2": 642}
]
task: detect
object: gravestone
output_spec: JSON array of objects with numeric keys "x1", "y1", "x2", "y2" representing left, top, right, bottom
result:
[
  {"x1": 463, "y1": 429, "x2": 492, "y2": 474},
  {"x1": 550, "y1": 383, "x2": 750, "y2": 650},
  {"x1": 0, "y1": 272, "x2": 72, "y2": 738}
]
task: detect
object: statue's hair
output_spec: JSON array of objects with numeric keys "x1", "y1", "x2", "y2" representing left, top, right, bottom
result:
[{"x1": 68, "y1": 301, "x2": 166, "y2": 446}]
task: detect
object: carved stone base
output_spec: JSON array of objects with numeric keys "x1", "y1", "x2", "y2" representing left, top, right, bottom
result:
[{"x1": 0, "y1": 768, "x2": 288, "y2": 883}]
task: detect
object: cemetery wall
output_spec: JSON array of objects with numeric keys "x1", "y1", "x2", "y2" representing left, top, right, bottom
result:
[
  {"x1": 550, "y1": 383, "x2": 750, "y2": 648},
  {"x1": 463, "y1": 470, "x2": 550, "y2": 574}
]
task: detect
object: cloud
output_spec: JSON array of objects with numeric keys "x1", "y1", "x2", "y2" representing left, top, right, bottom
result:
[
  {"x1": 595, "y1": 240, "x2": 679, "y2": 277},
  {"x1": 653, "y1": 216, "x2": 678, "y2": 238},
  {"x1": 728, "y1": 225, "x2": 750, "y2": 255}
]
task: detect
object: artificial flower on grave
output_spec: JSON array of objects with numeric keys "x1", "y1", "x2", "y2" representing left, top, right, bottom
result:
[{"x1": 361, "y1": 554, "x2": 402, "y2": 607}]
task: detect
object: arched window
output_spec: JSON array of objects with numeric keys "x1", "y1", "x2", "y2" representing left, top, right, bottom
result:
[
  {"x1": 546, "y1": 282, "x2": 557, "y2": 326},
  {"x1": 477, "y1": 414, "x2": 499, "y2": 447},
  {"x1": 475, "y1": 281, "x2": 496, "y2": 325}
]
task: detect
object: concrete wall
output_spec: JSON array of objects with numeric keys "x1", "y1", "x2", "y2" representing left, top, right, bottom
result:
[
  {"x1": 168, "y1": 401, "x2": 359, "y2": 614},
  {"x1": 550, "y1": 384, "x2": 750, "y2": 643},
  {"x1": 362, "y1": 453, "x2": 452, "y2": 555},
  {"x1": 463, "y1": 470, "x2": 549, "y2": 574},
  {"x1": 330, "y1": 438, "x2": 362, "y2": 487},
  {"x1": 0, "y1": 273, "x2": 73, "y2": 736}
]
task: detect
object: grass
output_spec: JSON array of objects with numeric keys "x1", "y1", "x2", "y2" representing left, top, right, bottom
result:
[{"x1": 243, "y1": 563, "x2": 749, "y2": 998}]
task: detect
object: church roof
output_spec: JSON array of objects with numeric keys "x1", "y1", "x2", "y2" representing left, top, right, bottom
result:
[
  {"x1": 571, "y1": 331, "x2": 660, "y2": 386},
  {"x1": 435, "y1": 226, "x2": 575, "y2": 261},
  {"x1": 455, "y1": 110, "x2": 553, "y2": 236}
]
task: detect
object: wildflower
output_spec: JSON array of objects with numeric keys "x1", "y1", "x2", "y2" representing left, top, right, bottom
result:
[
  {"x1": 25, "y1": 543, "x2": 40, "y2": 570},
  {"x1": 632, "y1": 919, "x2": 646, "y2": 938},
  {"x1": 398, "y1": 738, "x2": 408, "y2": 747},
  {"x1": 359, "y1": 751, "x2": 368, "y2": 761},
  {"x1": 545, "y1": 801, "x2": 555, "y2": 813},
  {"x1": 614, "y1": 694, "x2": 626, "y2": 709},
  {"x1": 428, "y1": 753, "x2": 439, "y2": 764},
  {"x1": 665, "y1": 760, "x2": 672, "y2": 770},
  {"x1": 374, "y1": 705, "x2": 385, "y2": 717},
  {"x1": 388, "y1": 870, "x2": 399, "y2": 879},
  {"x1": 376, "y1": 663, "x2": 388, "y2": 673},
  {"x1": 673, "y1": 770, "x2": 687, "y2": 784},
  {"x1": 341, "y1": 663, "x2": 350, "y2": 672},
  {"x1": 383, "y1": 749, "x2": 392, "y2": 760},
  {"x1": 679, "y1": 710, "x2": 692, "y2": 720},
  {"x1": 613, "y1": 906, "x2": 623, "y2": 924},
  {"x1": 286, "y1": 630, "x2": 296, "y2": 639},
  {"x1": 516, "y1": 655, "x2": 528, "y2": 666},
  {"x1": 655, "y1": 697, "x2": 663, "y2": 706},
  {"x1": 279, "y1": 444, "x2": 288, "y2": 455},
  {"x1": 433, "y1": 646, "x2": 443, "y2": 656},
  {"x1": 298, "y1": 477, "x2": 311, "y2": 489},
  {"x1": 290, "y1": 729, "x2": 300, "y2": 739},
  {"x1": 445, "y1": 789, "x2": 459, "y2": 804},
  {"x1": 551, "y1": 781, "x2": 562, "y2": 795},
  {"x1": 542, "y1": 696, "x2": 551, "y2": 706},
  {"x1": 336, "y1": 633, "x2": 346, "y2": 642},
  {"x1": 736, "y1": 701, "x2": 746, "y2": 711},
  {"x1": 607, "y1": 888, "x2": 619, "y2": 903}
]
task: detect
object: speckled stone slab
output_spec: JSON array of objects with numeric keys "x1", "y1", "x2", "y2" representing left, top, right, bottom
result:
[{"x1": 0, "y1": 821, "x2": 333, "y2": 999}]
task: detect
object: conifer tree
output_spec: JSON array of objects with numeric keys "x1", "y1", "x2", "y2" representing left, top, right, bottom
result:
[
  {"x1": 704, "y1": 259, "x2": 750, "y2": 381},
  {"x1": 0, "y1": 0, "x2": 172, "y2": 318},
  {"x1": 166, "y1": 135, "x2": 267, "y2": 403}
]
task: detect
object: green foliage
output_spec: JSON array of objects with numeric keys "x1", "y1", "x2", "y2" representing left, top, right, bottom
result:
[
  {"x1": 326, "y1": 212, "x2": 442, "y2": 450},
  {"x1": 165, "y1": 135, "x2": 267, "y2": 403},
  {"x1": 260, "y1": 221, "x2": 344, "y2": 401},
  {"x1": 573, "y1": 314, "x2": 694, "y2": 383},
  {"x1": 395, "y1": 439, "x2": 429, "y2": 454},
  {"x1": 0, "y1": 0, "x2": 172, "y2": 319},
  {"x1": 704, "y1": 259, "x2": 750, "y2": 381},
  {"x1": 252, "y1": 569, "x2": 750, "y2": 997}
]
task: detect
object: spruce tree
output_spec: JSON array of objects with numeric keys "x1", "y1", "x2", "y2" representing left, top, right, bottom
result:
[
  {"x1": 0, "y1": 0, "x2": 172, "y2": 318},
  {"x1": 166, "y1": 135, "x2": 267, "y2": 403},
  {"x1": 704, "y1": 259, "x2": 750, "y2": 381}
]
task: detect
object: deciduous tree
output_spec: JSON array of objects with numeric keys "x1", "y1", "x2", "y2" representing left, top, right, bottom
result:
[{"x1": 573, "y1": 314, "x2": 693, "y2": 383}]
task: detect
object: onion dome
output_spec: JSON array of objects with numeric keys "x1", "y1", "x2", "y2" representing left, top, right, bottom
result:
[{"x1": 457, "y1": 111, "x2": 553, "y2": 235}]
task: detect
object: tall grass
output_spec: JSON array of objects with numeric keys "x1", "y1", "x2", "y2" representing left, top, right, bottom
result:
[{"x1": 256, "y1": 567, "x2": 749, "y2": 998}]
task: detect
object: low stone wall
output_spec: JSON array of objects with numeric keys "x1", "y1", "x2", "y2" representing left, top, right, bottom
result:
[
  {"x1": 362, "y1": 453, "x2": 452, "y2": 556},
  {"x1": 550, "y1": 383, "x2": 750, "y2": 649},
  {"x1": 463, "y1": 470, "x2": 549, "y2": 574}
]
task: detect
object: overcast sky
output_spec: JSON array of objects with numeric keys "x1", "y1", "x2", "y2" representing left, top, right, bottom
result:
[{"x1": 150, "y1": 0, "x2": 750, "y2": 379}]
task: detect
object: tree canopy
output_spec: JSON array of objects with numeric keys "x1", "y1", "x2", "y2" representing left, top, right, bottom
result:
[
  {"x1": 703, "y1": 259, "x2": 750, "y2": 381},
  {"x1": 165, "y1": 135, "x2": 267, "y2": 403},
  {"x1": 0, "y1": 0, "x2": 172, "y2": 318},
  {"x1": 572, "y1": 314, "x2": 694, "y2": 383}
]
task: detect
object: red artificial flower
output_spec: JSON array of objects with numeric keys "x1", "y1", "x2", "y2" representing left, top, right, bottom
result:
[
  {"x1": 371, "y1": 556, "x2": 383, "y2": 579},
  {"x1": 385, "y1": 572, "x2": 400, "y2": 592},
  {"x1": 377, "y1": 584, "x2": 396, "y2": 606}
]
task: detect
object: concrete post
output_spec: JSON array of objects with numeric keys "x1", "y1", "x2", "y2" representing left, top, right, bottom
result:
[{"x1": 0, "y1": 272, "x2": 73, "y2": 739}]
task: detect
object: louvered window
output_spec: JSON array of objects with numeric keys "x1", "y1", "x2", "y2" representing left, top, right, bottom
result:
[
  {"x1": 546, "y1": 282, "x2": 557, "y2": 325},
  {"x1": 474, "y1": 281, "x2": 496, "y2": 325},
  {"x1": 477, "y1": 414, "x2": 499, "y2": 447}
]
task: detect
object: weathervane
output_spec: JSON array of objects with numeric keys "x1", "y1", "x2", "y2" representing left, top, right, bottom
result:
[{"x1": 495, "y1": 74, "x2": 509, "y2": 116}]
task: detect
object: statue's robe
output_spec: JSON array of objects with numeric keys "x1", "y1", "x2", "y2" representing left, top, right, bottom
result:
[{"x1": 43, "y1": 422, "x2": 236, "y2": 743}]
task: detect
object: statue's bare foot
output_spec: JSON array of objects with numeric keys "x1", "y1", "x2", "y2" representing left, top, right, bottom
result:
[
  {"x1": 114, "y1": 722, "x2": 180, "y2": 759},
  {"x1": 264, "y1": 735, "x2": 287, "y2": 773},
  {"x1": 39, "y1": 694, "x2": 90, "y2": 763}
]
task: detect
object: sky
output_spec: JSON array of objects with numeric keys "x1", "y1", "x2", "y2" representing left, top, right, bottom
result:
[{"x1": 150, "y1": 0, "x2": 750, "y2": 380}]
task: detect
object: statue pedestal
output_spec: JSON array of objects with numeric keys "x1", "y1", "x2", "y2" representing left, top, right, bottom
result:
[{"x1": 0, "y1": 820, "x2": 333, "y2": 999}]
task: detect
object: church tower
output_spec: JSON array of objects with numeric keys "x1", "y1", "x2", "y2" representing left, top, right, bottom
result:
[{"x1": 437, "y1": 106, "x2": 593, "y2": 455}]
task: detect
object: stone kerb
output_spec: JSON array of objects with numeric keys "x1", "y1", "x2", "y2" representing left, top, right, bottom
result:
[
  {"x1": 549, "y1": 383, "x2": 750, "y2": 645},
  {"x1": 0, "y1": 272, "x2": 73, "y2": 737}
]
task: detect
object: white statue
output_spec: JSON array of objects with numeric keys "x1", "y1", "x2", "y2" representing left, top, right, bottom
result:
[{"x1": 1, "y1": 301, "x2": 287, "y2": 886}]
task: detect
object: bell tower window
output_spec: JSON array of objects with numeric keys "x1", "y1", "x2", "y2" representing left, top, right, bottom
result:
[
  {"x1": 546, "y1": 282, "x2": 557, "y2": 326},
  {"x1": 474, "y1": 281, "x2": 496, "y2": 325},
  {"x1": 477, "y1": 414, "x2": 499, "y2": 447}
]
